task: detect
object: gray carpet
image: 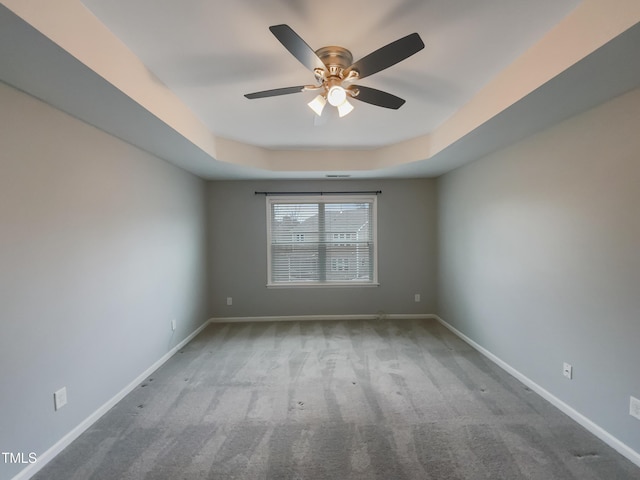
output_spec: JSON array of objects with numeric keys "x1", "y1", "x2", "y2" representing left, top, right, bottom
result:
[{"x1": 32, "y1": 319, "x2": 640, "y2": 479}]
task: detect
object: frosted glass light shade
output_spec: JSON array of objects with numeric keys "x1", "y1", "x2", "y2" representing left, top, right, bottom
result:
[
  {"x1": 327, "y1": 86, "x2": 347, "y2": 106},
  {"x1": 307, "y1": 95, "x2": 326, "y2": 116},
  {"x1": 337, "y1": 99, "x2": 354, "y2": 117}
]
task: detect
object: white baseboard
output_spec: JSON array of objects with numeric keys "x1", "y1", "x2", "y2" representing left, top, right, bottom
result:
[
  {"x1": 12, "y1": 319, "x2": 211, "y2": 480},
  {"x1": 435, "y1": 315, "x2": 640, "y2": 469},
  {"x1": 210, "y1": 313, "x2": 438, "y2": 323}
]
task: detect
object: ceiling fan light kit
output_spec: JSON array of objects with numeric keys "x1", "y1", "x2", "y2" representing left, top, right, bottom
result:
[
  {"x1": 307, "y1": 85, "x2": 353, "y2": 117},
  {"x1": 245, "y1": 24, "x2": 425, "y2": 119}
]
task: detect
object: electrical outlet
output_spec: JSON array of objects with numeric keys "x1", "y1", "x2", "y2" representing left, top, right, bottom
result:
[
  {"x1": 54, "y1": 387, "x2": 67, "y2": 411},
  {"x1": 630, "y1": 396, "x2": 640, "y2": 420},
  {"x1": 414, "y1": 293, "x2": 421, "y2": 302},
  {"x1": 226, "y1": 297, "x2": 233, "y2": 306},
  {"x1": 171, "y1": 318, "x2": 176, "y2": 331},
  {"x1": 563, "y1": 362, "x2": 573, "y2": 379}
]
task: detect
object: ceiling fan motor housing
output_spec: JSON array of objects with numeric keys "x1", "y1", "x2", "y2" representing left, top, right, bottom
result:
[{"x1": 315, "y1": 46, "x2": 354, "y2": 79}]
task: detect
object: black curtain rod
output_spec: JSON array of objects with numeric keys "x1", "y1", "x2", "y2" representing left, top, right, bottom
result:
[{"x1": 255, "y1": 190, "x2": 381, "y2": 196}]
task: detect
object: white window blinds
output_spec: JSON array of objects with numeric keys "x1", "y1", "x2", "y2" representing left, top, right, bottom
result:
[{"x1": 267, "y1": 195, "x2": 377, "y2": 286}]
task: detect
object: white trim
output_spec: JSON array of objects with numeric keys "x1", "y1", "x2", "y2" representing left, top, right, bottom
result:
[
  {"x1": 434, "y1": 315, "x2": 640, "y2": 469},
  {"x1": 266, "y1": 282, "x2": 380, "y2": 288},
  {"x1": 210, "y1": 313, "x2": 437, "y2": 323},
  {"x1": 12, "y1": 320, "x2": 211, "y2": 480}
]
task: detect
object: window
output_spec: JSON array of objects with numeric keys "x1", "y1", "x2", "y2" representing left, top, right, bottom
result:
[
  {"x1": 332, "y1": 233, "x2": 355, "y2": 246},
  {"x1": 331, "y1": 258, "x2": 350, "y2": 272},
  {"x1": 267, "y1": 195, "x2": 378, "y2": 286}
]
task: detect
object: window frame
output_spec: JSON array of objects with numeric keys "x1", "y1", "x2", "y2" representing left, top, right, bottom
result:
[{"x1": 266, "y1": 195, "x2": 379, "y2": 288}]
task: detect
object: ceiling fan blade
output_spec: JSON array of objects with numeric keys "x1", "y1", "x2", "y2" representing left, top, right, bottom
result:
[
  {"x1": 349, "y1": 85, "x2": 406, "y2": 109},
  {"x1": 269, "y1": 24, "x2": 327, "y2": 73},
  {"x1": 244, "y1": 85, "x2": 306, "y2": 99},
  {"x1": 345, "y1": 33, "x2": 424, "y2": 80}
]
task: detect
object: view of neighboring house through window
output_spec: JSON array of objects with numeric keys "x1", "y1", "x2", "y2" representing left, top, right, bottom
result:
[{"x1": 267, "y1": 195, "x2": 378, "y2": 286}]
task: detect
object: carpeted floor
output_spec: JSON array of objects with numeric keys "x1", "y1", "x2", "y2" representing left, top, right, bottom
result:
[{"x1": 32, "y1": 319, "x2": 640, "y2": 479}]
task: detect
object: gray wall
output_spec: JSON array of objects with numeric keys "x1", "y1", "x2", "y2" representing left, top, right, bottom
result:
[
  {"x1": 437, "y1": 86, "x2": 640, "y2": 453},
  {"x1": 208, "y1": 179, "x2": 437, "y2": 318},
  {"x1": 0, "y1": 82, "x2": 209, "y2": 480}
]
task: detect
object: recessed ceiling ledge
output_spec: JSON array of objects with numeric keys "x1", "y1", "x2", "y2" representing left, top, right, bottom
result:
[{"x1": 3, "y1": 0, "x2": 640, "y2": 179}]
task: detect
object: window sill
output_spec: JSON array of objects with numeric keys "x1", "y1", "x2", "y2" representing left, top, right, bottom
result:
[{"x1": 267, "y1": 282, "x2": 380, "y2": 289}]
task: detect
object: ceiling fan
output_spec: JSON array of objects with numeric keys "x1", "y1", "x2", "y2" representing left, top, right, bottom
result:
[{"x1": 244, "y1": 24, "x2": 425, "y2": 118}]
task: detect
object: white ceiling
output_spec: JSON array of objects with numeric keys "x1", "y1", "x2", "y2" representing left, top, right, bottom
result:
[
  {"x1": 1, "y1": 1, "x2": 639, "y2": 179},
  {"x1": 80, "y1": 0, "x2": 579, "y2": 149}
]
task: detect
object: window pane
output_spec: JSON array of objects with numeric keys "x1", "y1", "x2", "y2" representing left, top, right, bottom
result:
[{"x1": 268, "y1": 197, "x2": 376, "y2": 285}]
